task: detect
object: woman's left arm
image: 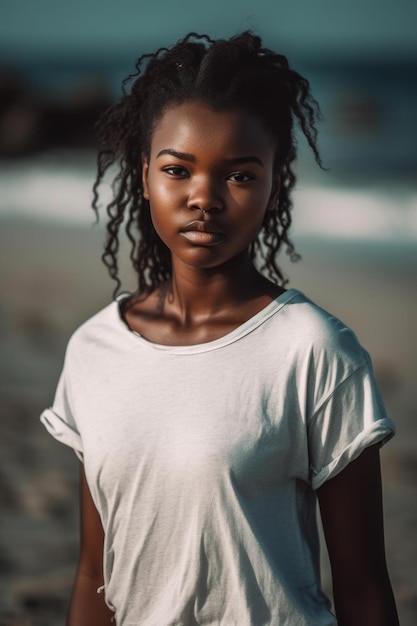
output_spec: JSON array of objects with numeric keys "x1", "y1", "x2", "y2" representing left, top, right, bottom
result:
[{"x1": 317, "y1": 444, "x2": 399, "y2": 626}]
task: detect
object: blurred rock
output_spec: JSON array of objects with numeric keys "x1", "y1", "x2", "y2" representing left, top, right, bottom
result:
[
  {"x1": 0, "y1": 68, "x2": 41, "y2": 157},
  {"x1": 0, "y1": 65, "x2": 112, "y2": 157}
]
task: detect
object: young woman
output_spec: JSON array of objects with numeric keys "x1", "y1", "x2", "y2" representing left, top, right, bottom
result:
[{"x1": 41, "y1": 32, "x2": 399, "y2": 625}]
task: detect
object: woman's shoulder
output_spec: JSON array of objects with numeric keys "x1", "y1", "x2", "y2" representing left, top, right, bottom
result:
[
  {"x1": 280, "y1": 289, "x2": 368, "y2": 367},
  {"x1": 64, "y1": 299, "x2": 124, "y2": 356}
]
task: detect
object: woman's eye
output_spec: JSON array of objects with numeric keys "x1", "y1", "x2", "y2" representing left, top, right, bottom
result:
[
  {"x1": 228, "y1": 172, "x2": 254, "y2": 183},
  {"x1": 162, "y1": 166, "x2": 188, "y2": 177}
]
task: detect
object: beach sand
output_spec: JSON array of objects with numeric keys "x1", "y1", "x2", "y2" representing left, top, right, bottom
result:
[{"x1": 0, "y1": 217, "x2": 416, "y2": 625}]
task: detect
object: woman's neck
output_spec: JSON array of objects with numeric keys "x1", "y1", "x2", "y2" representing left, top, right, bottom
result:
[
  {"x1": 122, "y1": 253, "x2": 284, "y2": 346},
  {"x1": 167, "y1": 255, "x2": 278, "y2": 324}
]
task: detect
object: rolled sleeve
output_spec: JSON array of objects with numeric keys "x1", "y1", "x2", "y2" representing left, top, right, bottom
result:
[
  {"x1": 40, "y1": 363, "x2": 84, "y2": 461},
  {"x1": 308, "y1": 363, "x2": 395, "y2": 490},
  {"x1": 40, "y1": 407, "x2": 84, "y2": 461}
]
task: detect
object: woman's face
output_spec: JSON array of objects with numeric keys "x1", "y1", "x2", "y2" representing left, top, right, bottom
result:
[{"x1": 142, "y1": 101, "x2": 278, "y2": 273}]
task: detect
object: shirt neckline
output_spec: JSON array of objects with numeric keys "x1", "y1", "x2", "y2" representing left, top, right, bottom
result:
[{"x1": 115, "y1": 288, "x2": 301, "y2": 355}]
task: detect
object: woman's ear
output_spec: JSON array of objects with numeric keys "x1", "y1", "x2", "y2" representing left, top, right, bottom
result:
[
  {"x1": 267, "y1": 175, "x2": 281, "y2": 212},
  {"x1": 142, "y1": 154, "x2": 150, "y2": 200}
]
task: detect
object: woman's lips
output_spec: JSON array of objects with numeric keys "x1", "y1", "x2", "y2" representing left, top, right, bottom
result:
[
  {"x1": 181, "y1": 230, "x2": 225, "y2": 245},
  {"x1": 180, "y1": 220, "x2": 225, "y2": 246}
]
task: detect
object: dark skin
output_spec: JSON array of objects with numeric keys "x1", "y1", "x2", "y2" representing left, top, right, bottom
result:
[
  {"x1": 68, "y1": 102, "x2": 398, "y2": 624},
  {"x1": 318, "y1": 445, "x2": 399, "y2": 625},
  {"x1": 131, "y1": 102, "x2": 284, "y2": 346},
  {"x1": 67, "y1": 465, "x2": 114, "y2": 625}
]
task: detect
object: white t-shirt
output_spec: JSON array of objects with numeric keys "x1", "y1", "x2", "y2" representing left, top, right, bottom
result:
[{"x1": 41, "y1": 289, "x2": 394, "y2": 625}]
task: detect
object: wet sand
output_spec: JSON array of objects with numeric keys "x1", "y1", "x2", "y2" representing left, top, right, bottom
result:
[{"x1": 0, "y1": 217, "x2": 416, "y2": 625}]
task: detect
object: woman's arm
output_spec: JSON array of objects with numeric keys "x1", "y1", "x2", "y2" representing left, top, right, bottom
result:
[
  {"x1": 67, "y1": 464, "x2": 114, "y2": 626},
  {"x1": 318, "y1": 444, "x2": 399, "y2": 626}
]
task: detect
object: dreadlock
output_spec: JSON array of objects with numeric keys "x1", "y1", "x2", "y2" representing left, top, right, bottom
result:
[{"x1": 92, "y1": 31, "x2": 324, "y2": 296}]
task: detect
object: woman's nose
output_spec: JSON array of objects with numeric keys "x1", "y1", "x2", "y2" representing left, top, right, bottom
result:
[{"x1": 187, "y1": 177, "x2": 224, "y2": 213}]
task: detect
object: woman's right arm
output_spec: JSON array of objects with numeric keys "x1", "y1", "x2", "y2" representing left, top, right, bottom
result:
[{"x1": 67, "y1": 464, "x2": 114, "y2": 626}]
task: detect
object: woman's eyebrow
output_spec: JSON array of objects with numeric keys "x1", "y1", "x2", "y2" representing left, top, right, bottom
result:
[
  {"x1": 156, "y1": 149, "x2": 195, "y2": 162},
  {"x1": 156, "y1": 149, "x2": 264, "y2": 167},
  {"x1": 226, "y1": 156, "x2": 264, "y2": 167}
]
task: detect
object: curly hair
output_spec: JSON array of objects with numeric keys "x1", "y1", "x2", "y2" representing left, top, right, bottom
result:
[{"x1": 92, "y1": 31, "x2": 324, "y2": 296}]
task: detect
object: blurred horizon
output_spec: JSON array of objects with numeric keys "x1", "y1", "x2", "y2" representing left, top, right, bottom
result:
[{"x1": 2, "y1": 0, "x2": 417, "y2": 59}]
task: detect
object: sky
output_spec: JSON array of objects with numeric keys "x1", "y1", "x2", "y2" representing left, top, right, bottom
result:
[{"x1": 1, "y1": 0, "x2": 416, "y2": 60}]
